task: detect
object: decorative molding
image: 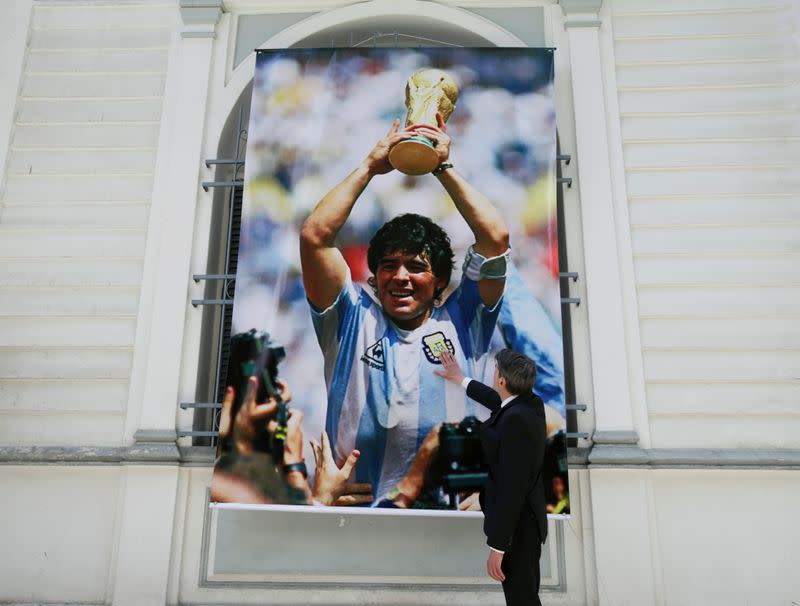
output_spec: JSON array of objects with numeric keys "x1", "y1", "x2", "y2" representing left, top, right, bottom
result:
[
  {"x1": 559, "y1": 0, "x2": 602, "y2": 13},
  {"x1": 179, "y1": 0, "x2": 223, "y2": 38},
  {"x1": 593, "y1": 430, "x2": 640, "y2": 445},
  {"x1": 564, "y1": 18, "x2": 601, "y2": 28},
  {"x1": 223, "y1": 0, "x2": 356, "y2": 11},
  {"x1": 251, "y1": 0, "x2": 526, "y2": 49},
  {"x1": 558, "y1": 0, "x2": 602, "y2": 28}
]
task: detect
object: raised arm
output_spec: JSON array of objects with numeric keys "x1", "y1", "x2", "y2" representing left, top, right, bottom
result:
[
  {"x1": 299, "y1": 120, "x2": 409, "y2": 309},
  {"x1": 410, "y1": 114, "x2": 510, "y2": 307}
]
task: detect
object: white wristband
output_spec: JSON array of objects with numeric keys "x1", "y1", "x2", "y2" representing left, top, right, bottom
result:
[{"x1": 462, "y1": 245, "x2": 511, "y2": 281}]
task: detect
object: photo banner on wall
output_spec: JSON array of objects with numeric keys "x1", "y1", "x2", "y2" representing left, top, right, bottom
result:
[{"x1": 211, "y1": 47, "x2": 570, "y2": 517}]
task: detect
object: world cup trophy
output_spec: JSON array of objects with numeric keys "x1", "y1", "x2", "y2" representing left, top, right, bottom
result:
[{"x1": 389, "y1": 68, "x2": 459, "y2": 176}]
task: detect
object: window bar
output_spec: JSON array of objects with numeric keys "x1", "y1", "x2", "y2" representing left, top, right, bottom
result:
[
  {"x1": 205, "y1": 108, "x2": 247, "y2": 447},
  {"x1": 193, "y1": 273, "x2": 236, "y2": 281},
  {"x1": 201, "y1": 180, "x2": 243, "y2": 192},
  {"x1": 205, "y1": 159, "x2": 244, "y2": 167},
  {"x1": 188, "y1": 106, "x2": 247, "y2": 447}
]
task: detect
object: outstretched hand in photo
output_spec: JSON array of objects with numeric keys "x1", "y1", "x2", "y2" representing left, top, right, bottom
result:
[{"x1": 310, "y1": 431, "x2": 372, "y2": 507}]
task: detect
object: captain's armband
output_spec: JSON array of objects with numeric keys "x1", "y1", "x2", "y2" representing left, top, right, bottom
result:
[{"x1": 462, "y1": 245, "x2": 511, "y2": 281}]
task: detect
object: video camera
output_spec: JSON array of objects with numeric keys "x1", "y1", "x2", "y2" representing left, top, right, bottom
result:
[
  {"x1": 223, "y1": 329, "x2": 287, "y2": 461},
  {"x1": 438, "y1": 415, "x2": 488, "y2": 509}
]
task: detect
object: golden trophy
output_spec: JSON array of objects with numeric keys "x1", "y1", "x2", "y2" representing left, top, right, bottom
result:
[{"x1": 389, "y1": 68, "x2": 459, "y2": 176}]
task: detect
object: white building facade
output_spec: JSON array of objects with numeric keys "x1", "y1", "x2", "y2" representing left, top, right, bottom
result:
[{"x1": 1, "y1": 1, "x2": 798, "y2": 604}]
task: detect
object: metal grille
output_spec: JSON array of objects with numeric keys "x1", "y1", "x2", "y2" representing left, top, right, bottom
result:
[{"x1": 181, "y1": 110, "x2": 246, "y2": 445}]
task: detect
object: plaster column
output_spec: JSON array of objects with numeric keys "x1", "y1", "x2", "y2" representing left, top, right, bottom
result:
[
  {"x1": 124, "y1": 0, "x2": 223, "y2": 448},
  {"x1": 559, "y1": 2, "x2": 660, "y2": 604},
  {"x1": 559, "y1": 0, "x2": 639, "y2": 446},
  {"x1": 112, "y1": 3, "x2": 222, "y2": 605}
]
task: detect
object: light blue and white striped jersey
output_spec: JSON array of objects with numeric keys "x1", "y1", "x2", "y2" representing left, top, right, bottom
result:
[{"x1": 310, "y1": 272, "x2": 501, "y2": 500}]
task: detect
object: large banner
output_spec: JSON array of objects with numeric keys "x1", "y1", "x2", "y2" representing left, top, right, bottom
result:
[{"x1": 211, "y1": 47, "x2": 569, "y2": 516}]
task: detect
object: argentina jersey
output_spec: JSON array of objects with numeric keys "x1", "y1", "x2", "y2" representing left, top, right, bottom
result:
[{"x1": 310, "y1": 270, "x2": 502, "y2": 502}]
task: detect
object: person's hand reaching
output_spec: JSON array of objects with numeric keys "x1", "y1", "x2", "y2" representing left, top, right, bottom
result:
[{"x1": 310, "y1": 431, "x2": 373, "y2": 506}]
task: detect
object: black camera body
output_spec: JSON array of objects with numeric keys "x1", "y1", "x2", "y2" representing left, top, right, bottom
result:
[
  {"x1": 223, "y1": 329, "x2": 286, "y2": 458},
  {"x1": 439, "y1": 415, "x2": 488, "y2": 508}
]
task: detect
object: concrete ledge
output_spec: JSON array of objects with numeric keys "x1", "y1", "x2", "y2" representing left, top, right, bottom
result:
[
  {"x1": 124, "y1": 441, "x2": 180, "y2": 463},
  {"x1": 0, "y1": 443, "x2": 197, "y2": 465},
  {"x1": 568, "y1": 447, "x2": 591, "y2": 467},
  {"x1": 0, "y1": 446, "x2": 126, "y2": 464},
  {"x1": 129, "y1": 428, "x2": 180, "y2": 463},
  {"x1": 589, "y1": 444, "x2": 650, "y2": 466},
  {"x1": 589, "y1": 445, "x2": 800, "y2": 468},
  {"x1": 2, "y1": 445, "x2": 799, "y2": 469},
  {"x1": 180, "y1": 445, "x2": 216, "y2": 466},
  {"x1": 592, "y1": 430, "x2": 639, "y2": 445},
  {"x1": 134, "y1": 428, "x2": 178, "y2": 443}
]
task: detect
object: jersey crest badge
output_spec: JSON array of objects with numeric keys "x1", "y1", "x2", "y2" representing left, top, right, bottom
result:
[{"x1": 422, "y1": 331, "x2": 455, "y2": 364}]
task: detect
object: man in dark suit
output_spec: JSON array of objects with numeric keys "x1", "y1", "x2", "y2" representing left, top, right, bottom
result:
[{"x1": 435, "y1": 349, "x2": 548, "y2": 606}]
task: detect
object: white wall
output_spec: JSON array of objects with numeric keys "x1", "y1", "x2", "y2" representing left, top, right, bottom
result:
[
  {"x1": 610, "y1": 0, "x2": 800, "y2": 449},
  {"x1": 587, "y1": 3, "x2": 800, "y2": 604},
  {"x1": 0, "y1": 0, "x2": 175, "y2": 447},
  {"x1": 591, "y1": 468, "x2": 800, "y2": 606},
  {"x1": 0, "y1": 466, "x2": 121, "y2": 603}
]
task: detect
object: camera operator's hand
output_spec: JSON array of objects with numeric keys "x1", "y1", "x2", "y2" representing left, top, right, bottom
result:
[
  {"x1": 219, "y1": 376, "x2": 292, "y2": 456},
  {"x1": 310, "y1": 431, "x2": 373, "y2": 506},
  {"x1": 433, "y1": 351, "x2": 465, "y2": 385},
  {"x1": 392, "y1": 423, "x2": 443, "y2": 507}
]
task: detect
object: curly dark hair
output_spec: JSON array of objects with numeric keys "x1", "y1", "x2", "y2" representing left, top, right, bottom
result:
[{"x1": 367, "y1": 213, "x2": 455, "y2": 288}]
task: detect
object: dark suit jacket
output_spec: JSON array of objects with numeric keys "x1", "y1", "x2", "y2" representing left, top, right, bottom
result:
[{"x1": 467, "y1": 380, "x2": 548, "y2": 550}]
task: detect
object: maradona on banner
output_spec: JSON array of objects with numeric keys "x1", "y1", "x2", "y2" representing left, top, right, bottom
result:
[{"x1": 211, "y1": 47, "x2": 570, "y2": 516}]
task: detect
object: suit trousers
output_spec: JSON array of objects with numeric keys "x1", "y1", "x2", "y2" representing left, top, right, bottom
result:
[{"x1": 500, "y1": 512, "x2": 542, "y2": 606}]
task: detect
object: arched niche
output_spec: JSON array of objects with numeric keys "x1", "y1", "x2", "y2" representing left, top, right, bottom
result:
[{"x1": 197, "y1": 3, "x2": 532, "y2": 410}]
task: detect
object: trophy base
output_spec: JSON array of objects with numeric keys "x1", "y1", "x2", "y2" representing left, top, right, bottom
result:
[{"x1": 389, "y1": 137, "x2": 439, "y2": 176}]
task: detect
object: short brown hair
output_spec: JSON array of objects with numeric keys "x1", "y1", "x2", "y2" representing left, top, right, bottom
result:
[{"x1": 495, "y1": 349, "x2": 536, "y2": 396}]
